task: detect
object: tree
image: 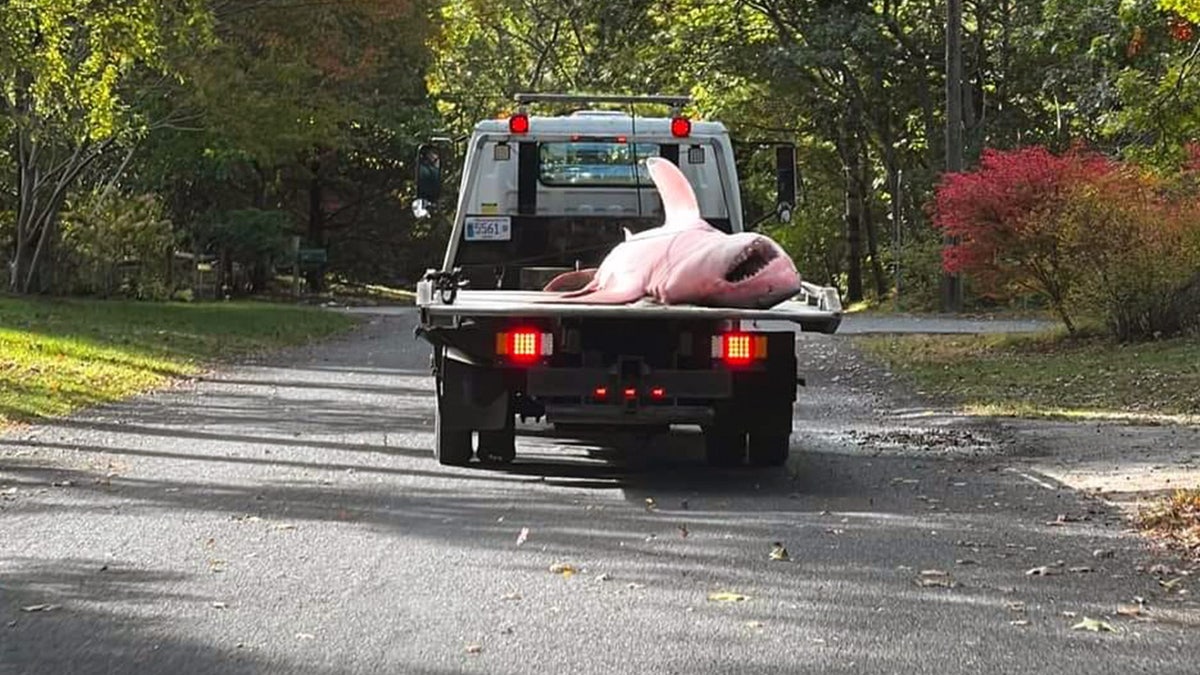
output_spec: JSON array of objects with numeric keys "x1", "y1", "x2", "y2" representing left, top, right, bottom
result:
[{"x1": 0, "y1": 1, "x2": 211, "y2": 293}]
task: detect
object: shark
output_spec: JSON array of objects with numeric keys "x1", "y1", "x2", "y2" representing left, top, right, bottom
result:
[{"x1": 541, "y1": 157, "x2": 803, "y2": 309}]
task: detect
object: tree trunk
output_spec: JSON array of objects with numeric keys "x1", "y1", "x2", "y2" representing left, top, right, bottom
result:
[
  {"x1": 305, "y1": 163, "x2": 325, "y2": 294},
  {"x1": 860, "y1": 144, "x2": 888, "y2": 299},
  {"x1": 840, "y1": 126, "x2": 864, "y2": 304}
]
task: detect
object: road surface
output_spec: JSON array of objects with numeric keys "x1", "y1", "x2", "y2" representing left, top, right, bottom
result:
[{"x1": 1, "y1": 310, "x2": 1196, "y2": 674}]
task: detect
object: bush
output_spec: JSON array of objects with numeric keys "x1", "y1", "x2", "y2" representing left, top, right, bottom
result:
[
  {"x1": 59, "y1": 190, "x2": 176, "y2": 299},
  {"x1": 934, "y1": 145, "x2": 1200, "y2": 340}
]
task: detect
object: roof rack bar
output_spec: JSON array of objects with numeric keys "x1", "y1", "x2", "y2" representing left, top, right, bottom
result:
[{"x1": 513, "y1": 93, "x2": 692, "y2": 107}]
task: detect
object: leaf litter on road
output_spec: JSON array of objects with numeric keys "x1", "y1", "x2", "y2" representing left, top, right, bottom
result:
[
  {"x1": 769, "y1": 542, "x2": 790, "y2": 561},
  {"x1": 549, "y1": 562, "x2": 576, "y2": 578},
  {"x1": 1071, "y1": 617, "x2": 1117, "y2": 633},
  {"x1": 708, "y1": 591, "x2": 750, "y2": 602},
  {"x1": 515, "y1": 527, "x2": 529, "y2": 547}
]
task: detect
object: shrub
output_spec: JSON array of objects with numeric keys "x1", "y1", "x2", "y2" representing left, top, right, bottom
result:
[
  {"x1": 59, "y1": 190, "x2": 176, "y2": 299},
  {"x1": 933, "y1": 146, "x2": 1118, "y2": 332},
  {"x1": 934, "y1": 145, "x2": 1200, "y2": 340}
]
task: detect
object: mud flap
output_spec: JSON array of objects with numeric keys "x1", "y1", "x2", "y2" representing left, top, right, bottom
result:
[{"x1": 438, "y1": 352, "x2": 509, "y2": 432}]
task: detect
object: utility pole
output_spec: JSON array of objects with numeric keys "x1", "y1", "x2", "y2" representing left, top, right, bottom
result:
[{"x1": 942, "y1": 0, "x2": 965, "y2": 313}]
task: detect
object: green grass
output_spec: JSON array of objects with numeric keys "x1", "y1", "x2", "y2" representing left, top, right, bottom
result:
[
  {"x1": 855, "y1": 331, "x2": 1200, "y2": 422},
  {"x1": 0, "y1": 296, "x2": 358, "y2": 425}
]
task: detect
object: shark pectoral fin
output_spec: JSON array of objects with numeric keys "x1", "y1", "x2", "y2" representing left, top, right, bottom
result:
[
  {"x1": 540, "y1": 278, "x2": 647, "y2": 305},
  {"x1": 542, "y1": 268, "x2": 598, "y2": 292}
]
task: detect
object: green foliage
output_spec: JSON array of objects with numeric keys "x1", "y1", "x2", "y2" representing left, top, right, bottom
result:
[{"x1": 58, "y1": 189, "x2": 175, "y2": 298}]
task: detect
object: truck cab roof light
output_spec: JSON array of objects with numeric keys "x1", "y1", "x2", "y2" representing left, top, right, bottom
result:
[
  {"x1": 509, "y1": 112, "x2": 530, "y2": 134},
  {"x1": 670, "y1": 116, "x2": 691, "y2": 138}
]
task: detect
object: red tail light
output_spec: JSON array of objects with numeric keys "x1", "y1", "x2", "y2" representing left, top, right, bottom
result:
[
  {"x1": 650, "y1": 387, "x2": 666, "y2": 400},
  {"x1": 670, "y1": 116, "x2": 691, "y2": 138},
  {"x1": 623, "y1": 387, "x2": 637, "y2": 400},
  {"x1": 509, "y1": 113, "x2": 530, "y2": 134},
  {"x1": 495, "y1": 328, "x2": 552, "y2": 363},
  {"x1": 712, "y1": 333, "x2": 767, "y2": 365},
  {"x1": 594, "y1": 387, "x2": 608, "y2": 400}
]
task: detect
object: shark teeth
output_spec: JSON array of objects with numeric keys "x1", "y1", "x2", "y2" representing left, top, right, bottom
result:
[{"x1": 725, "y1": 242, "x2": 778, "y2": 282}]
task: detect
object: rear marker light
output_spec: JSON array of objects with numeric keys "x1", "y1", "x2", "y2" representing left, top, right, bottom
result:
[
  {"x1": 623, "y1": 387, "x2": 637, "y2": 400},
  {"x1": 670, "y1": 116, "x2": 691, "y2": 138},
  {"x1": 509, "y1": 113, "x2": 530, "y2": 134},
  {"x1": 495, "y1": 329, "x2": 553, "y2": 363},
  {"x1": 594, "y1": 387, "x2": 608, "y2": 399},
  {"x1": 711, "y1": 333, "x2": 768, "y2": 365},
  {"x1": 650, "y1": 387, "x2": 666, "y2": 400}
]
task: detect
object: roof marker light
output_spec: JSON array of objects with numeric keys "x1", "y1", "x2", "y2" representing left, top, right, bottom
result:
[
  {"x1": 509, "y1": 112, "x2": 530, "y2": 134},
  {"x1": 670, "y1": 116, "x2": 691, "y2": 138}
]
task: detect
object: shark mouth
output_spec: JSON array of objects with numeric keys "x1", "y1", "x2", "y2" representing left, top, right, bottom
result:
[{"x1": 724, "y1": 241, "x2": 779, "y2": 283}]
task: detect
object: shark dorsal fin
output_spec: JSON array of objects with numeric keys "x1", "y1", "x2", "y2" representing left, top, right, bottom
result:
[{"x1": 645, "y1": 157, "x2": 703, "y2": 230}]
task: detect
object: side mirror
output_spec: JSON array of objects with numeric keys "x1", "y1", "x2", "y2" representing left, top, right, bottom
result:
[
  {"x1": 415, "y1": 143, "x2": 442, "y2": 202},
  {"x1": 775, "y1": 145, "x2": 797, "y2": 225}
]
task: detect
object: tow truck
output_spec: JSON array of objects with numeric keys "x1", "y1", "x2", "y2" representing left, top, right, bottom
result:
[{"x1": 411, "y1": 94, "x2": 842, "y2": 468}]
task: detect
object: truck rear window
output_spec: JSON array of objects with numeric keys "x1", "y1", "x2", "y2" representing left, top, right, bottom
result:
[{"x1": 539, "y1": 141, "x2": 660, "y2": 186}]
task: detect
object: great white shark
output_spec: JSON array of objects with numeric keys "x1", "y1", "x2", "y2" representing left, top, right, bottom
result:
[{"x1": 541, "y1": 157, "x2": 803, "y2": 309}]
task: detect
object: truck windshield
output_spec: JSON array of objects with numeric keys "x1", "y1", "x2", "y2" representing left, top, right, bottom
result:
[{"x1": 539, "y1": 141, "x2": 660, "y2": 186}]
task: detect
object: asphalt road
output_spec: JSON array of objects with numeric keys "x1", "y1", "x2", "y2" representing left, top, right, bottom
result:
[{"x1": 2, "y1": 309, "x2": 1196, "y2": 674}]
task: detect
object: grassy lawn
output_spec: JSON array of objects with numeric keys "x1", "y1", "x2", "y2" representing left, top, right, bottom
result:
[
  {"x1": 855, "y1": 331, "x2": 1200, "y2": 421},
  {"x1": 0, "y1": 296, "x2": 358, "y2": 426}
]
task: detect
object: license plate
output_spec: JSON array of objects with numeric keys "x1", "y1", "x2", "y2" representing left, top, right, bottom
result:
[{"x1": 464, "y1": 216, "x2": 511, "y2": 241}]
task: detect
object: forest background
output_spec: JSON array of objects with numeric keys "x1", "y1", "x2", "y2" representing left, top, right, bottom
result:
[{"x1": 4, "y1": 0, "x2": 1200, "y2": 339}]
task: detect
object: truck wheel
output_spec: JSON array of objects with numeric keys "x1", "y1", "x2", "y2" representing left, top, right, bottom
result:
[
  {"x1": 477, "y1": 428, "x2": 516, "y2": 464},
  {"x1": 434, "y1": 411, "x2": 474, "y2": 466},
  {"x1": 747, "y1": 431, "x2": 790, "y2": 467},
  {"x1": 704, "y1": 425, "x2": 747, "y2": 468}
]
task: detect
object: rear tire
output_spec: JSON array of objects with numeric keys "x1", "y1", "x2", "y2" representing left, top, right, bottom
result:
[
  {"x1": 704, "y1": 424, "x2": 746, "y2": 468},
  {"x1": 477, "y1": 427, "x2": 516, "y2": 464},
  {"x1": 747, "y1": 431, "x2": 790, "y2": 467},
  {"x1": 434, "y1": 405, "x2": 474, "y2": 466}
]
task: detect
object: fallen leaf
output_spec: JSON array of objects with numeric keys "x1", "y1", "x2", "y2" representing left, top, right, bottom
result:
[
  {"x1": 465, "y1": 643, "x2": 483, "y2": 654},
  {"x1": 1006, "y1": 602, "x2": 1026, "y2": 613},
  {"x1": 1025, "y1": 566, "x2": 1057, "y2": 577},
  {"x1": 295, "y1": 633, "x2": 315, "y2": 640},
  {"x1": 1071, "y1": 617, "x2": 1116, "y2": 633},
  {"x1": 1160, "y1": 577, "x2": 1185, "y2": 591},
  {"x1": 212, "y1": 602, "x2": 228, "y2": 610},
  {"x1": 955, "y1": 559, "x2": 978, "y2": 566},
  {"x1": 1068, "y1": 566, "x2": 1094, "y2": 574},
  {"x1": 273, "y1": 524, "x2": 296, "y2": 531},
  {"x1": 52, "y1": 480, "x2": 74, "y2": 488},
  {"x1": 1116, "y1": 604, "x2": 1144, "y2": 617},
  {"x1": 549, "y1": 562, "x2": 576, "y2": 578},
  {"x1": 678, "y1": 525, "x2": 689, "y2": 538},
  {"x1": 708, "y1": 591, "x2": 750, "y2": 602},
  {"x1": 596, "y1": 573, "x2": 612, "y2": 582},
  {"x1": 19, "y1": 604, "x2": 59, "y2": 613},
  {"x1": 744, "y1": 620, "x2": 764, "y2": 629},
  {"x1": 515, "y1": 527, "x2": 529, "y2": 547},
  {"x1": 919, "y1": 569, "x2": 949, "y2": 577},
  {"x1": 769, "y1": 542, "x2": 790, "y2": 562},
  {"x1": 644, "y1": 498, "x2": 657, "y2": 511},
  {"x1": 1009, "y1": 620, "x2": 1030, "y2": 627},
  {"x1": 1061, "y1": 611, "x2": 1078, "y2": 618}
]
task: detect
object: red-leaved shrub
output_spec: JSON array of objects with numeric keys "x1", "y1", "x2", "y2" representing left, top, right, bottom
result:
[{"x1": 934, "y1": 145, "x2": 1200, "y2": 339}]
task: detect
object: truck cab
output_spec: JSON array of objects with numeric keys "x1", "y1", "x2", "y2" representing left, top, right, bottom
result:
[{"x1": 413, "y1": 94, "x2": 842, "y2": 468}]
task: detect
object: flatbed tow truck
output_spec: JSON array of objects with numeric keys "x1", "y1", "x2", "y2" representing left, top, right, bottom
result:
[{"x1": 412, "y1": 94, "x2": 842, "y2": 468}]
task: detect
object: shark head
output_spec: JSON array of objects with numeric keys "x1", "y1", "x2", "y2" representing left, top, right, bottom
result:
[{"x1": 644, "y1": 158, "x2": 802, "y2": 308}]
